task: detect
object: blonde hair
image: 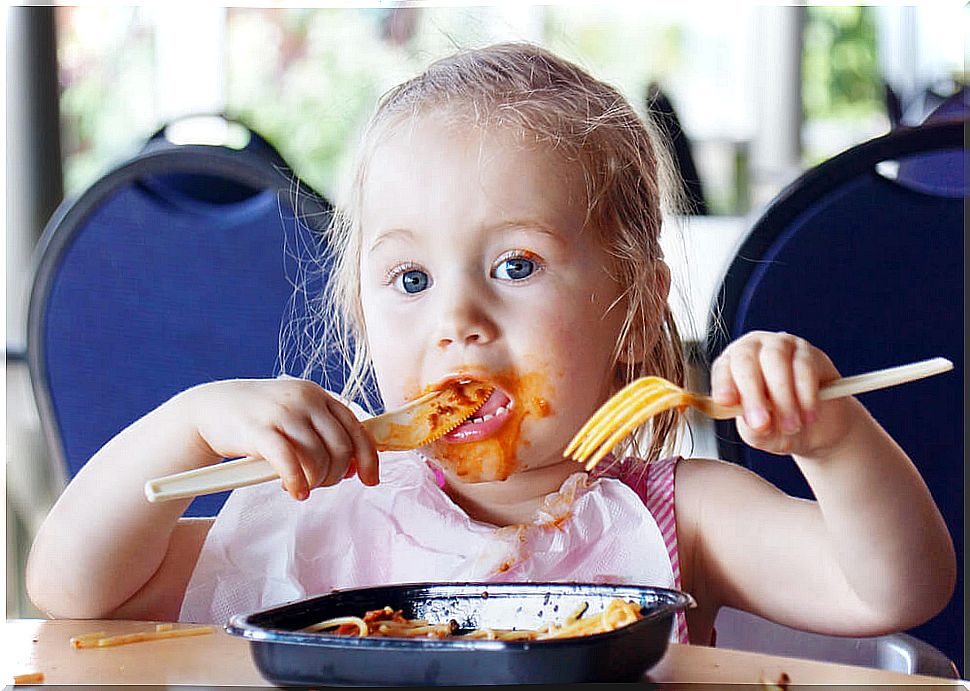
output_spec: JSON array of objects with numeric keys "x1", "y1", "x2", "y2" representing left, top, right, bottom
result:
[{"x1": 306, "y1": 42, "x2": 687, "y2": 462}]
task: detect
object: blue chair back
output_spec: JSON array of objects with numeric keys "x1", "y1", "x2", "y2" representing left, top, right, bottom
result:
[
  {"x1": 27, "y1": 118, "x2": 339, "y2": 517},
  {"x1": 705, "y1": 120, "x2": 965, "y2": 672}
]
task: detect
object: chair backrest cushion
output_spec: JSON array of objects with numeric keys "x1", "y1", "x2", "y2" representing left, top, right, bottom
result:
[
  {"x1": 706, "y1": 121, "x2": 964, "y2": 671},
  {"x1": 29, "y1": 143, "x2": 336, "y2": 517}
]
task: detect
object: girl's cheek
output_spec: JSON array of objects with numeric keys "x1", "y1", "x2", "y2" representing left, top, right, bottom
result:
[{"x1": 371, "y1": 354, "x2": 419, "y2": 409}]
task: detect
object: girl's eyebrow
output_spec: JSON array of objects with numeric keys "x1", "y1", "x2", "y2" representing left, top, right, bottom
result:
[
  {"x1": 487, "y1": 219, "x2": 567, "y2": 244},
  {"x1": 367, "y1": 220, "x2": 566, "y2": 254},
  {"x1": 368, "y1": 227, "x2": 415, "y2": 253}
]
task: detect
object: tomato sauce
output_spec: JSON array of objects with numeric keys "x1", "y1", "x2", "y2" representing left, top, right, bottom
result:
[{"x1": 429, "y1": 370, "x2": 553, "y2": 482}]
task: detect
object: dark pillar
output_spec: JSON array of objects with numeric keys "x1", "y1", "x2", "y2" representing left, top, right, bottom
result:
[{"x1": 6, "y1": 5, "x2": 63, "y2": 349}]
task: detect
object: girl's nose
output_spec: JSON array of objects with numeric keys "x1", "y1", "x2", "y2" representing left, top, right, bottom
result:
[{"x1": 435, "y1": 294, "x2": 498, "y2": 349}]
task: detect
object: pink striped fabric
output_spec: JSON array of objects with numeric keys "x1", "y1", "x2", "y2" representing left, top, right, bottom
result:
[{"x1": 596, "y1": 456, "x2": 689, "y2": 644}]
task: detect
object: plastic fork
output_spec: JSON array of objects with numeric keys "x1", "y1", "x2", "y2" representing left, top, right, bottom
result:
[
  {"x1": 145, "y1": 380, "x2": 492, "y2": 502},
  {"x1": 566, "y1": 357, "x2": 953, "y2": 471}
]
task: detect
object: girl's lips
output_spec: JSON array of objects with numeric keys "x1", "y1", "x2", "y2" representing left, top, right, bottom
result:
[{"x1": 441, "y1": 388, "x2": 513, "y2": 443}]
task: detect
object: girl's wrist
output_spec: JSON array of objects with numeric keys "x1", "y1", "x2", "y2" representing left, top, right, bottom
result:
[
  {"x1": 792, "y1": 397, "x2": 873, "y2": 468},
  {"x1": 160, "y1": 384, "x2": 224, "y2": 468}
]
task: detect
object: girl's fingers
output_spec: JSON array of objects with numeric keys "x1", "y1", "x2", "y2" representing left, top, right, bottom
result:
[
  {"x1": 758, "y1": 337, "x2": 801, "y2": 435},
  {"x1": 307, "y1": 409, "x2": 357, "y2": 487},
  {"x1": 717, "y1": 331, "x2": 836, "y2": 454},
  {"x1": 727, "y1": 345, "x2": 772, "y2": 431},
  {"x1": 343, "y1": 461, "x2": 359, "y2": 480},
  {"x1": 791, "y1": 338, "x2": 819, "y2": 423},
  {"x1": 204, "y1": 380, "x2": 382, "y2": 498},
  {"x1": 710, "y1": 355, "x2": 740, "y2": 405},
  {"x1": 325, "y1": 398, "x2": 380, "y2": 486},
  {"x1": 257, "y1": 432, "x2": 309, "y2": 501},
  {"x1": 275, "y1": 420, "x2": 333, "y2": 490}
]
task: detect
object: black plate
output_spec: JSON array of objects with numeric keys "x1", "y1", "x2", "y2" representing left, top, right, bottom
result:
[{"x1": 226, "y1": 582, "x2": 693, "y2": 686}]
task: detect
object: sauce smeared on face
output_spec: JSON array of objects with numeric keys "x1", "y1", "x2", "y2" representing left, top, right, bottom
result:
[
  {"x1": 375, "y1": 380, "x2": 491, "y2": 451},
  {"x1": 428, "y1": 371, "x2": 553, "y2": 482}
]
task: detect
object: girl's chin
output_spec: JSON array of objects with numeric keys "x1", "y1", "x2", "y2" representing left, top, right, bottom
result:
[
  {"x1": 430, "y1": 451, "x2": 515, "y2": 483},
  {"x1": 444, "y1": 469, "x2": 513, "y2": 484},
  {"x1": 430, "y1": 445, "x2": 572, "y2": 485}
]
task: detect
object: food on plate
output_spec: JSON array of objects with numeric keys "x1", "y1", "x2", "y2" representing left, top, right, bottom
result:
[{"x1": 304, "y1": 597, "x2": 643, "y2": 640}]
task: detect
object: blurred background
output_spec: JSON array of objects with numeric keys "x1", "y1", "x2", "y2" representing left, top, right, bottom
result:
[{"x1": 4, "y1": 1, "x2": 965, "y2": 627}]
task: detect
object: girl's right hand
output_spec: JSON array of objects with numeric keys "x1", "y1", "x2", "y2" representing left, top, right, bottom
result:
[{"x1": 180, "y1": 379, "x2": 380, "y2": 500}]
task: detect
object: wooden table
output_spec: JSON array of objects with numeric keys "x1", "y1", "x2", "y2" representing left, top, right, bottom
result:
[{"x1": 3, "y1": 618, "x2": 963, "y2": 687}]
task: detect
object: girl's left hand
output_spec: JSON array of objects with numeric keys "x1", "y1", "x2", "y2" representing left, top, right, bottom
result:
[{"x1": 709, "y1": 331, "x2": 853, "y2": 458}]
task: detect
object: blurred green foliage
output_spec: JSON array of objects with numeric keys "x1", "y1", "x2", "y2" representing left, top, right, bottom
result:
[
  {"x1": 57, "y1": 7, "x2": 156, "y2": 195},
  {"x1": 225, "y1": 9, "x2": 403, "y2": 199},
  {"x1": 802, "y1": 6, "x2": 881, "y2": 120}
]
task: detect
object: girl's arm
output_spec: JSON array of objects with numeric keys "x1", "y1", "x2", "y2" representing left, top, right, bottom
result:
[
  {"x1": 26, "y1": 391, "x2": 213, "y2": 620},
  {"x1": 677, "y1": 332, "x2": 955, "y2": 635},
  {"x1": 26, "y1": 379, "x2": 378, "y2": 620}
]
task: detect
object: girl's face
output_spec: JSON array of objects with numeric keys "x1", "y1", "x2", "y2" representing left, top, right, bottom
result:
[{"x1": 359, "y1": 115, "x2": 629, "y2": 482}]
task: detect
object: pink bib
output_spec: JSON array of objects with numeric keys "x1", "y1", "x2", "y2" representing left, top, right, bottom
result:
[{"x1": 180, "y1": 451, "x2": 677, "y2": 632}]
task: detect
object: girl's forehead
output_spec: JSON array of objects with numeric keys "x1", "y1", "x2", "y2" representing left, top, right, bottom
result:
[
  {"x1": 372, "y1": 112, "x2": 577, "y2": 174},
  {"x1": 364, "y1": 115, "x2": 584, "y2": 204},
  {"x1": 359, "y1": 120, "x2": 587, "y2": 243}
]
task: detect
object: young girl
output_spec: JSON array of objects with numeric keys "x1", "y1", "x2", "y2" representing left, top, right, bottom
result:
[{"x1": 26, "y1": 43, "x2": 954, "y2": 647}]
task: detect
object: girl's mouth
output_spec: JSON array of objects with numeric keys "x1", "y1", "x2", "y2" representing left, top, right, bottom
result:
[{"x1": 442, "y1": 387, "x2": 513, "y2": 442}]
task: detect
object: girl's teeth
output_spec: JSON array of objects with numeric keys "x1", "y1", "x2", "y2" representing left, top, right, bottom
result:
[{"x1": 468, "y1": 403, "x2": 511, "y2": 425}]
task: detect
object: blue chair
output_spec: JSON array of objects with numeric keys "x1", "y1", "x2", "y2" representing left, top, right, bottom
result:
[
  {"x1": 27, "y1": 116, "x2": 338, "y2": 517},
  {"x1": 705, "y1": 119, "x2": 964, "y2": 673},
  {"x1": 894, "y1": 86, "x2": 967, "y2": 198}
]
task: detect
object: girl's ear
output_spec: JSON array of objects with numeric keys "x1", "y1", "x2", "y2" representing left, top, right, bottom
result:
[{"x1": 617, "y1": 260, "x2": 671, "y2": 365}]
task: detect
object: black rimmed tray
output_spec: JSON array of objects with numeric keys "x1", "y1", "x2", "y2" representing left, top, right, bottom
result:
[{"x1": 226, "y1": 582, "x2": 693, "y2": 686}]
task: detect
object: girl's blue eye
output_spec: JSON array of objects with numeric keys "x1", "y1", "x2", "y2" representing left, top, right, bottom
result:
[
  {"x1": 397, "y1": 269, "x2": 429, "y2": 294},
  {"x1": 494, "y1": 256, "x2": 536, "y2": 281}
]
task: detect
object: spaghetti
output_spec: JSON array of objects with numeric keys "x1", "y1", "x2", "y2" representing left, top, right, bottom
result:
[
  {"x1": 304, "y1": 598, "x2": 643, "y2": 641},
  {"x1": 70, "y1": 624, "x2": 214, "y2": 649}
]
